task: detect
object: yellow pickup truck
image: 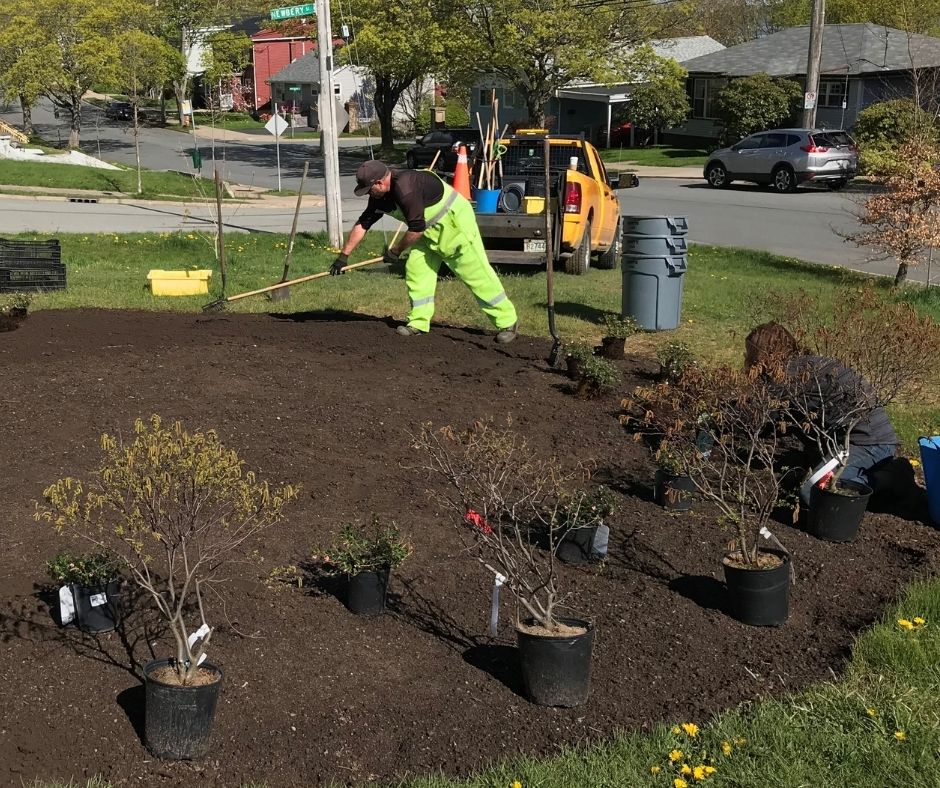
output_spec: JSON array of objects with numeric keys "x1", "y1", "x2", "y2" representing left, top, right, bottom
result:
[{"x1": 472, "y1": 130, "x2": 638, "y2": 274}]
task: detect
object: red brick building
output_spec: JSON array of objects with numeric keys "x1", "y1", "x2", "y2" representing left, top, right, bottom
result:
[{"x1": 250, "y1": 26, "x2": 316, "y2": 112}]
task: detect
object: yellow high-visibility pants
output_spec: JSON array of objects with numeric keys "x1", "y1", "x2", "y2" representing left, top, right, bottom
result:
[{"x1": 403, "y1": 195, "x2": 517, "y2": 333}]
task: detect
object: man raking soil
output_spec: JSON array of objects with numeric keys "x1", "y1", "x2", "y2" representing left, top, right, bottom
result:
[{"x1": 332, "y1": 160, "x2": 519, "y2": 343}]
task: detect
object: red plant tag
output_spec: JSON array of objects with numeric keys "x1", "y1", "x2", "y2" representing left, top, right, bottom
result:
[
  {"x1": 816, "y1": 471, "x2": 834, "y2": 489},
  {"x1": 464, "y1": 509, "x2": 493, "y2": 535}
]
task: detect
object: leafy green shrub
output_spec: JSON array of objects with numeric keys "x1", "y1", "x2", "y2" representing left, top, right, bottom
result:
[
  {"x1": 559, "y1": 485, "x2": 617, "y2": 529},
  {"x1": 577, "y1": 355, "x2": 621, "y2": 397},
  {"x1": 713, "y1": 73, "x2": 802, "y2": 144},
  {"x1": 316, "y1": 516, "x2": 412, "y2": 575},
  {"x1": 852, "y1": 99, "x2": 940, "y2": 174},
  {"x1": 602, "y1": 312, "x2": 641, "y2": 339},
  {"x1": 46, "y1": 551, "x2": 119, "y2": 586},
  {"x1": 0, "y1": 292, "x2": 31, "y2": 314},
  {"x1": 657, "y1": 341, "x2": 695, "y2": 382}
]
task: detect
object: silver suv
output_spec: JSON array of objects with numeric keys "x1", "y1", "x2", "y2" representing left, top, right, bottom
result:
[{"x1": 704, "y1": 129, "x2": 858, "y2": 193}]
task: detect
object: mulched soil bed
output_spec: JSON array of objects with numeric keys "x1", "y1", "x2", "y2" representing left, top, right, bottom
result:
[{"x1": 1, "y1": 309, "x2": 937, "y2": 787}]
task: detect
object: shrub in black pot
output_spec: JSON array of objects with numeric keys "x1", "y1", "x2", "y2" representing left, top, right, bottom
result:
[
  {"x1": 45, "y1": 551, "x2": 122, "y2": 633},
  {"x1": 599, "y1": 313, "x2": 640, "y2": 360},
  {"x1": 415, "y1": 419, "x2": 599, "y2": 706},
  {"x1": 555, "y1": 485, "x2": 616, "y2": 564},
  {"x1": 315, "y1": 516, "x2": 413, "y2": 615},
  {"x1": 36, "y1": 415, "x2": 299, "y2": 760},
  {"x1": 564, "y1": 343, "x2": 593, "y2": 381}
]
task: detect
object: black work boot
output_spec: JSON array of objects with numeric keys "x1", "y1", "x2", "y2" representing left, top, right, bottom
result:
[
  {"x1": 495, "y1": 322, "x2": 518, "y2": 344},
  {"x1": 396, "y1": 324, "x2": 421, "y2": 336}
]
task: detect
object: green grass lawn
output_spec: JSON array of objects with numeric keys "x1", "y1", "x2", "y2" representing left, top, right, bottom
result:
[
  {"x1": 600, "y1": 145, "x2": 711, "y2": 168},
  {"x1": 0, "y1": 160, "x2": 228, "y2": 199}
]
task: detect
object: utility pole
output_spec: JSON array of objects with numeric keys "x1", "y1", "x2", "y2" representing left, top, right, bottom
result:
[
  {"x1": 802, "y1": 0, "x2": 826, "y2": 128},
  {"x1": 317, "y1": 0, "x2": 343, "y2": 248}
]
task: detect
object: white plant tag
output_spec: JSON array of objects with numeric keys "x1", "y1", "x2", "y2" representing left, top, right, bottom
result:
[
  {"x1": 489, "y1": 574, "x2": 505, "y2": 636},
  {"x1": 187, "y1": 623, "x2": 210, "y2": 666},
  {"x1": 58, "y1": 585, "x2": 75, "y2": 625},
  {"x1": 89, "y1": 592, "x2": 107, "y2": 608}
]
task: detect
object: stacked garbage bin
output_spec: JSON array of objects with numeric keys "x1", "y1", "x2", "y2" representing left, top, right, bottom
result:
[{"x1": 621, "y1": 215, "x2": 689, "y2": 331}]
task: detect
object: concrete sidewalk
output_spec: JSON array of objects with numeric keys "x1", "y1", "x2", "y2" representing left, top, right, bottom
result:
[{"x1": 606, "y1": 161, "x2": 702, "y2": 179}]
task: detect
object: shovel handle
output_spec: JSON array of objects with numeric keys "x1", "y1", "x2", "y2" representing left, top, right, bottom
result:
[{"x1": 222, "y1": 256, "x2": 385, "y2": 304}]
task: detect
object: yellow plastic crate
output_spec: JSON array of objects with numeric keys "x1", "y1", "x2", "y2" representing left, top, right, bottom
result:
[{"x1": 147, "y1": 269, "x2": 212, "y2": 296}]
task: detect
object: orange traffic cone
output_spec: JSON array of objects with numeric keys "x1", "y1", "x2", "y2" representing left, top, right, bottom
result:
[{"x1": 452, "y1": 144, "x2": 471, "y2": 200}]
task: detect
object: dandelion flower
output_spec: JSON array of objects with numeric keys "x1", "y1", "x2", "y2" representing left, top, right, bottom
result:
[
  {"x1": 669, "y1": 749, "x2": 683, "y2": 762},
  {"x1": 895, "y1": 731, "x2": 907, "y2": 742},
  {"x1": 693, "y1": 766, "x2": 706, "y2": 780},
  {"x1": 720, "y1": 741, "x2": 732, "y2": 756},
  {"x1": 682, "y1": 723, "x2": 699, "y2": 737},
  {"x1": 898, "y1": 619, "x2": 915, "y2": 630},
  {"x1": 672, "y1": 726, "x2": 682, "y2": 734},
  {"x1": 680, "y1": 763, "x2": 692, "y2": 775},
  {"x1": 674, "y1": 780, "x2": 689, "y2": 788},
  {"x1": 511, "y1": 782, "x2": 522, "y2": 788},
  {"x1": 651, "y1": 766, "x2": 661, "y2": 775},
  {"x1": 703, "y1": 766, "x2": 717, "y2": 775},
  {"x1": 866, "y1": 708, "x2": 878, "y2": 717},
  {"x1": 913, "y1": 617, "x2": 926, "y2": 627},
  {"x1": 733, "y1": 737, "x2": 747, "y2": 747}
]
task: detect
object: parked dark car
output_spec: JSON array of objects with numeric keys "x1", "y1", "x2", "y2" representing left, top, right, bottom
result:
[
  {"x1": 404, "y1": 128, "x2": 483, "y2": 173},
  {"x1": 104, "y1": 101, "x2": 133, "y2": 121}
]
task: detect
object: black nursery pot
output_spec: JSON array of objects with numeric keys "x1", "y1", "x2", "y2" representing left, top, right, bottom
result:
[
  {"x1": 516, "y1": 617, "x2": 595, "y2": 707},
  {"x1": 807, "y1": 480, "x2": 873, "y2": 543},
  {"x1": 72, "y1": 579, "x2": 121, "y2": 633},
  {"x1": 144, "y1": 658, "x2": 223, "y2": 760},
  {"x1": 346, "y1": 567, "x2": 390, "y2": 615},
  {"x1": 723, "y1": 549, "x2": 790, "y2": 627},
  {"x1": 557, "y1": 525, "x2": 608, "y2": 565},
  {"x1": 600, "y1": 336, "x2": 625, "y2": 360},
  {"x1": 654, "y1": 469, "x2": 695, "y2": 511}
]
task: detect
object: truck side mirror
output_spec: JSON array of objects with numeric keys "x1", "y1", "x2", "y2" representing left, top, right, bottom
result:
[
  {"x1": 622, "y1": 173, "x2": 639, "y2": 189},
  {"x1": 607, "y1": 174, "x2": 621, "y2": 189}
]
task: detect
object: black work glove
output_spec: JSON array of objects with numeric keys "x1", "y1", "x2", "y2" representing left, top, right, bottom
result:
[
  {"x1": 383, "y1": 246, "x2": 401, "y2": 266},
  {"x1": 329, "y1": 253, "x2": 348, "y2": 276}
]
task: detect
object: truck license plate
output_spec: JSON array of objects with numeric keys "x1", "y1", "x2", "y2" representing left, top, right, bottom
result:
[{"x1": 524, "y1": 239, "x2": 546, "y2": 253}]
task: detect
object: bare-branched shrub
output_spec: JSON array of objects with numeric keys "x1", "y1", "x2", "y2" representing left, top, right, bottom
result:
[
  {"x1": 36, "y1": 415, "x2": 299, "y2": 684},
  {"x1": 413, "y1": 419, "x2": 591, "y2": 633},
  {"x1": 845, "y1": 135, "x2": 940, "y2": 285},
  {"x1": 636, "y1": 365, "x2": 788, "y2": 566}
]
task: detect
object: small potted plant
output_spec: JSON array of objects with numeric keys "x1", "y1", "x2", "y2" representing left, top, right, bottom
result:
[
  {"x1": 564, "y1": 342, "x2": 594, "y2": 381},
  {"x1": 415, "y1": 419, "x2": 598, "y2": 707},
  {"x1": 555, "y1": 485, "x2": 617, "y2": 564},
  {"x1": 600, "y1": 313, "x2": 640, "y2": 360},
  {"x1": 45, "y1": 550, "x2": 121, "y2": 633},
  {"x1": 315, "y1": 516, "x2": 412, "y2": 615},
  {"x1": 656, "y1": 340, "x2": 695, "y2": 383},
  {"x1": 653, "y1": 444, "x2": 696, "y2": 512},
  {"x1": 36, "y1": 415, "x2": 299, "y2": 760},
  {"x1": 575, "y1": 355, "x2": 621, "y2": 399},
  {"x1": 0, "y1": 292, "x2": 31, "y2": 332}
]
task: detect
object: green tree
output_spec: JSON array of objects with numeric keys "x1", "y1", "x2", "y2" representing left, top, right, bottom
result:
[
  {"x1": 0, "y1": 0, "x2": 150, "y2": 148},
  {"x1": 338, "y1": 0, "x2": 449, "y2": 149},
  {"x1": 0, "y1": 32, "x2": 57, "y2": 138},
  {"x1": 713, "y1": 73, "x2": 802, "y2": 143},
  {"x1": 621, "y1": 45, "x2": 689, "y2": 145},
  {"x1": 463, "y1": 0, "x2": 649, "y2": 126},
  {"x1": 116, "y1": 30, "x2": 185, "y2": 192},
  {"x1": 768, "y1": 0, "x2": 940, "y2": 35}
]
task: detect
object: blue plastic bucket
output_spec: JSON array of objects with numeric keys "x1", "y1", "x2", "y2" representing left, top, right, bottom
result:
[
  {"x1": 918, "y1": 436, "x2": 940, "y2": 524},
  {"x1": 475, "y1": 188, "x2": 501, "y2": 214}
]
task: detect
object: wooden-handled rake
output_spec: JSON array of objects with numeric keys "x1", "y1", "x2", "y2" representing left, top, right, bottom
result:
[{"x1": 201, "y1": 256, "x2": 385, "y2": 312}]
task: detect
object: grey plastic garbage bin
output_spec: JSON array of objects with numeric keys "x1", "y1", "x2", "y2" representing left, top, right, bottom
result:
[{"x1": 621, "y1": 215, "x2": 689, "y2": 331}]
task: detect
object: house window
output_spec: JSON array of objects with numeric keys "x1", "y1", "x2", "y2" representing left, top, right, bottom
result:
[
  {"x1": 479, "y1": 87, "x2": 519, "y2": 109},
  {"x1": 692, "y1": 78, "x2": 726, "y2": 119},
  {"x1": 819, "y1": 80, "x2": 846, "y2": 108}
]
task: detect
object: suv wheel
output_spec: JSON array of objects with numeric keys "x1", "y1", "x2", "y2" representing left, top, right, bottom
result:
[
  {"x1": 405, "y1": 153, "x2": 416, "y2": 169},
  {"x1": 594, "y1": 215, "x2": 621, "y2": 270},
  {"x1": 705, "y1": 162, "x2": 730, "y2": 188},
  {"x1": 564, "y1": 220, "x2": 592, "y2": 275},
  {"x1": 771, "y1": 165, "x2": 797, "y2": 193}
]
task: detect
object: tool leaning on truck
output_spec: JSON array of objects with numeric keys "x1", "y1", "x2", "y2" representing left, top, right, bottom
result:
[{"x1": 470, "y1": 129, "x2": 639, "y2": 275}]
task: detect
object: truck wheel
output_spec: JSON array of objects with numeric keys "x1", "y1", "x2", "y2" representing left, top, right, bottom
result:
[
  {"x1": 564, "y1": 221, "x2": 592, "y2": 275},
  {"x1": 594, "y1": 215, "x2": 622, "y2": 270}
]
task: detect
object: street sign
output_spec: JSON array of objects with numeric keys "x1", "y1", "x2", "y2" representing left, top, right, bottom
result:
[
  {"x1": 288, "y1": 85, "x2": 301, "y2": 93},
  {"x1": 265, "y1": 114, "x2": 289, "y2": 137},
  {"x1": 270, "y1": 3, "x2": 315, "y2": 20},
  {"x1": 803, "y1": 91, "x2": 817, "y2": 109}
]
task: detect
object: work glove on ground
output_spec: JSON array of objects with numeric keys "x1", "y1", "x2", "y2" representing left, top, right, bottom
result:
[
  {"x1": 383, "y1": 246, "x2": 401, "y2": 266},
  {"x1": 330, "y1": 253, "x2": 348, "y2": 276}
]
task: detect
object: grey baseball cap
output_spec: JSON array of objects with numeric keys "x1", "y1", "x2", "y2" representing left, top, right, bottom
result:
[{"x1": 354, "y1": 160, "x2": 390, "y2": 196}]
